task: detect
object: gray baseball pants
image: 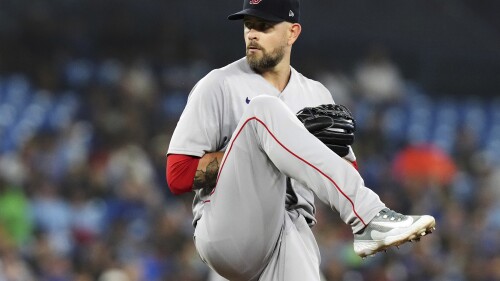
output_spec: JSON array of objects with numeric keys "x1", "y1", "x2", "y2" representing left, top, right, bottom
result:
[{"x1": 194, "y1": 96, "x2": 385, "y2": 281}]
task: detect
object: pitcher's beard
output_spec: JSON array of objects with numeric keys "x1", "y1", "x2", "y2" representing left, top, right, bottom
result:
[{"x1": 246, "y1": 45, "x2": 285, "y2": 73}]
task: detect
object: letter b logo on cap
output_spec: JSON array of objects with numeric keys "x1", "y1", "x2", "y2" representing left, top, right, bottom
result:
[{"x1": 249, "y1": 0, "x2": 262, "y2": 4}]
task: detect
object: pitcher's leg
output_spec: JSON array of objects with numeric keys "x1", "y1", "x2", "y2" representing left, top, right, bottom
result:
[
  {"x1": 228, "y1": 96, "x2": 385, "y2": 232},
  {"x1": 197, "y1": 107, "x2": 289, "y2": 280},
  {"x1": 258, "y1": 212, "x2": 322, "y2": 281},
  {"x1": 196, "y1": 95, "x2": 386, "y2": 280},
  {"x1": 238, "y1": 96, "x2": 434, "y2": 259}
]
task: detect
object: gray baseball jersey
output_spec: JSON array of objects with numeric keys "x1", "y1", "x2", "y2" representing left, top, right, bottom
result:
[
  {"x1": 168, "y1": 58, "x2": 385, "y2": 280},
  {"x1": 169, "y1": 58, "x2": 340, "y2": 227}
]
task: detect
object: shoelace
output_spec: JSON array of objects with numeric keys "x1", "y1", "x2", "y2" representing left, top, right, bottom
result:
[{"x1": 376, "y1": 208, "x2": 406, "y2": 222}]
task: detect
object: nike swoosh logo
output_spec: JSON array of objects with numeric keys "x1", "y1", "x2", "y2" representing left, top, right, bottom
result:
[
  {"x1": 369, "y1": 217, "x2": 417, "y2": 240},
  {"x1": 370, "y1": 217, "x2": 414, "y2": 228},
  {"x1": 246, "y1": 97, "x2": 251, "y2": 104}
]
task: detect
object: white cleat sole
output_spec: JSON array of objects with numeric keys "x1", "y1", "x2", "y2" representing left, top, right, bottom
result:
[{"x1": 354, "y1": 215, "x2": 436, "y2": 258}]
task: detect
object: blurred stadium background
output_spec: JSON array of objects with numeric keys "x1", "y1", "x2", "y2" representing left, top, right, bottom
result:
[{"x1": 0, "y1": 0, "x2": 499, "y2": 280}]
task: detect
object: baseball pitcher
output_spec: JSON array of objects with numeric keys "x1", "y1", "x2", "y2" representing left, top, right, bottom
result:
[{"x1": 166, "y1": 0, "x2": 435, "y2": 280}]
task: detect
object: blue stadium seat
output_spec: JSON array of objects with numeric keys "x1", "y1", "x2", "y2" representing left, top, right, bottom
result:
[{"x1": 381, "y1": 105, "x2": 407, "y2": 141}]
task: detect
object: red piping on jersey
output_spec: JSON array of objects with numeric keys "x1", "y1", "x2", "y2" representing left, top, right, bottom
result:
[{"x1": 211, "y1": 116, "x2": 367, "y2": 226}]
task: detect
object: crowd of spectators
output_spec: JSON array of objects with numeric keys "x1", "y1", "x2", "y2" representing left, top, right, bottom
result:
[
  {"x1": 0, "y1": 2, "x2": 499, "y2": 279},
  {"x1": 0, "y1": 46, "x2": 498, "y2": 281}
]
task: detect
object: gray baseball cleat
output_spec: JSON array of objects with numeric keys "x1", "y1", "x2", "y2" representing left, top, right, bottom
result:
[{"x1": 353, "y1": 208, "x2": 436, "y2": 258}]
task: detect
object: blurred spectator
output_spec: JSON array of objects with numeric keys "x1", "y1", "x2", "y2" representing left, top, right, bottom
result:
[
  {"x1": 353, "y1": 45, "x2": 404, "y2": 106},
  {"x1": 315, "y1": 66, "x2": 354, "y2": 106},
  {"x1": 0, "y1": 179, "x2": 32, "y2": 247},
  {"x1": 30, "y1": 180, "x2": 73, "y2": 256},
  {"x1": 0, "y1": 244, "x2": 35, "y2": 281},
  {"x1": 98, "y1": 268, "x2": 131, "y2": 281}
]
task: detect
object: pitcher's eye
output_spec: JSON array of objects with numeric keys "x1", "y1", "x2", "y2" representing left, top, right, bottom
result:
[
  {"x1": 244, "y1": 21, "x2": 274, "y2": 32},
  {"x1": 257, "y1": 23, "x2": 271, "y2": 30}
]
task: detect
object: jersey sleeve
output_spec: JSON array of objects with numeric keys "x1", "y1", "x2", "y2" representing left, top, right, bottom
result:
[
  {"x1": 168, "y1": 71, "x2": 226, "y2": 157},
  {"x1": 166, "y1": 154, "x2": 200, "y2": 195}
]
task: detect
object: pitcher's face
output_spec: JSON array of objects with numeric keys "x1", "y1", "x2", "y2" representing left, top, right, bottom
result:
[{"x1": 244, "y1": 17, "x2": 288, "y2": 72}]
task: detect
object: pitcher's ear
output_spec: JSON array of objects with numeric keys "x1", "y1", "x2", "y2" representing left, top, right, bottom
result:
[{"x1": 288, "y1": 23, "x2": 302, "y2": 45}]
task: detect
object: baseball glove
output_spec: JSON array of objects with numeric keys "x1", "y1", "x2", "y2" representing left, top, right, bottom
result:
[{"x1": 296, "y1": 104, "x2": 356, "y2": 157}]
